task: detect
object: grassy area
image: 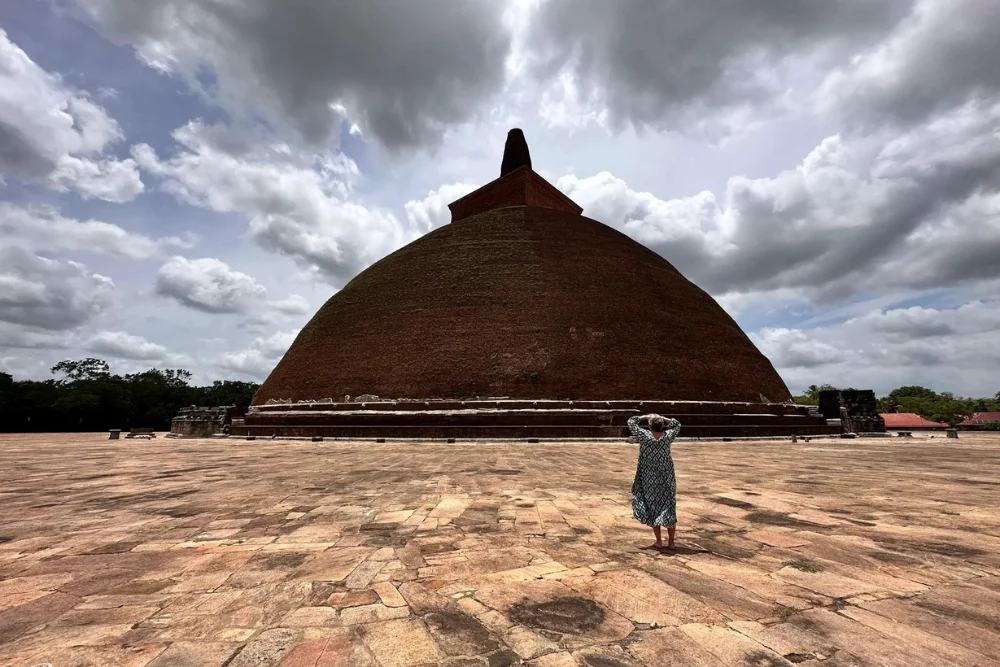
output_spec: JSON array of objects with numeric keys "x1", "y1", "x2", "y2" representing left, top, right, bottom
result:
[{"x1": 783, "y1": 558, "x2": 824, "y2": 573}]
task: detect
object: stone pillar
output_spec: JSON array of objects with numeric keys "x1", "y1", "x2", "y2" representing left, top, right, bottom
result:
[{"x1": 947, "y1": 429, "x2": 958, "y2": 439}]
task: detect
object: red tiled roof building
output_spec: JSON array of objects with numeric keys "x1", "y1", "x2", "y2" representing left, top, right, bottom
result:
[
  {"x1": 881, "y1": 413, "x2": 948, "y2": 430},
  {"x1": 960, "y1": 412, "x2": 1000, "y2": 429}
]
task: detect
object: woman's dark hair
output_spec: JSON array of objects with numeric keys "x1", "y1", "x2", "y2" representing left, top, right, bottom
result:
[{"x1": 650, "y1": 417, "x2": 665, "y2": 431}]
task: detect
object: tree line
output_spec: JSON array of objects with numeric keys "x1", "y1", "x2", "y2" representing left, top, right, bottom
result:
[
  {"x1": 793, "y1": 384, "x2": 1000, "y2": 427},
  {"x1": 0, "y1": 358, "x2": 259, "y2": 433}
]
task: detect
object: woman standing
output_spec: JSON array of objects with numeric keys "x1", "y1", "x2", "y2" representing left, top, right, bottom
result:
[{"x1": 628, "y1": 413, "x2": 682, "y2": 551}]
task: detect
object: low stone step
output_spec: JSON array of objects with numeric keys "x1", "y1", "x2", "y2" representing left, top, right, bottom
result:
[
  {"x1": 232, "y1": 423, "x2": 840, "y2": 439},
  {"x1": 243, "y1": 410, "x2": 829, "y2": 428}
]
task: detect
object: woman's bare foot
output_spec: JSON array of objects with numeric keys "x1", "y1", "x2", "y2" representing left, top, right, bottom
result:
[{"x1": 643, "y1": 542, "x2": 664, "y2": 550}]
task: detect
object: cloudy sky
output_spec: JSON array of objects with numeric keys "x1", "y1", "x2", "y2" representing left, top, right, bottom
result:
[{"x1": 1, "y1": 0, "x2": 999, "y2": 397}]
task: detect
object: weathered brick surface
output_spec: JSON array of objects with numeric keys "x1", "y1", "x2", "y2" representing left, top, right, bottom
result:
[{"x1": 255, "y1": 205, "x2": 792, "y2": 406}]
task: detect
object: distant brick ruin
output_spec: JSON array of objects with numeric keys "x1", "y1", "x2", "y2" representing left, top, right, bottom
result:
[
  {"x1": 818, "y1": 390, "x2": 887, "y2": 435},
  {"x1": 169, "y1": 406, "x2": 247, "y2": 438}
]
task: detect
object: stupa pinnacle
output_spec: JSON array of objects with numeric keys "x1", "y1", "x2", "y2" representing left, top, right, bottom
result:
[
  {"x1": 448, "y1": 129, "x2": 582, "y2": 222},
  {"x1": 500, "y1": 128, "x2": 532, "y2": 176}
]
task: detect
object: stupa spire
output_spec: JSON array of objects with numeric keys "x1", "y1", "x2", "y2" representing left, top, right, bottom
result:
[
  {"x1": 500, "y1": 128, "x2": 532, "y2": 177},
  {"x1": 447, "y1": 128, "x2": 581, "y2": 222}
]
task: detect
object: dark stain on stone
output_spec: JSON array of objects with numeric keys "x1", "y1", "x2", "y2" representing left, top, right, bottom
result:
[
  {"x1": 538, "y1": 629, "x2": 562, "y2": 642},
  {"x1": 826, "y1": 598, "x2": 849, "y2": 612},
  {"x1": 508, "y1": 596, "x2": 605, "y2": 634},
  {"x1": 0, "y1": 536, "x2": 12, "y2": 543},
  {"x1": 746, "y1": 511, "x2": 822, "y2": 529},
  {"x1": 741, "y1": 651, "x2": 789, "y2": 667},
  {"x1": 87, "y1": 541, "x2": 141, "y2": 554},
  {"x1": 913, "y1": 599, "x2": 1000, "y2": 630},
  {"x1": 786, "y1": 613, "x2": 830, "y2": 638},
  {"x1": 359, "y1": 522, "x2": 398, "y2": 532},
  {"x1": 158, "y1": 507, "x2": 201, "y2": 518},
  {"x1": 244, "y1": 514, "x2": 286, "y2": 528},
  {"x1": 467, "y1": 524, "x2": 500, "y2": 534},
  {"x1": 256, "y1": 552, "x2": 309, "y2": 570},
  {"x1": 107, "y1": 579, "x2": 174, "y2": 595},
  {"x1": 867, "y1": 551, "x2": 921, "y2": 566},
  {"x1": 306, "y1": 582, "x2": 340, "y2": 606},
  {"x1": 698, "y1": 539, "x2": 758, "y2": 560},
  {"x1": 843, "y1": 518, "x2": 877, "y2": 526},
  {"x1": 424, "y1": 611, "x2": 500, "y2": 654},
  {"x1": 876, "y1": 538, "x2": 986, "y2": 558},
  {"x1": 419, "y1": 543, "x2": 458, "y2": 555},
  {"x1": 580, "y1": 656, "x2": 635, "y2": 667},
  {"x1": 276, "y1": 522, "x2": 306, "y2": 536},
  {"x1": 713, "y1": 497, "x2": 757, "y2": 510},
  {"x1": 487, "y1": 649, "x2": 521, "y2": 667},
  {"x1": 453, "y1": 510, "x2": 497, "y2": 526},
  {"x1": 783, "y1": 654, "x2": 813, "y2": 664},
  {"x1": 448, "y1": 659, "x2": 488, "y2": 667},
  {"x1": 363, "y1": 534, "x2": 408, "y2": 548},
  {"x1": 572, "y1": 526, "x2": 592, "y2": 535}
]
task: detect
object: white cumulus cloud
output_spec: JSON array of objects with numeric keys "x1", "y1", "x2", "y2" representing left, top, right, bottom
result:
[
  {"x1": 0, "y1": 247, "x2": 116, "y2": 330},
  {"x1": 0, "y1": 29, "x2": 143, "y2": 201},
  {"x1": 155, "y1": 256, "x2": 267, "y2": 314}
]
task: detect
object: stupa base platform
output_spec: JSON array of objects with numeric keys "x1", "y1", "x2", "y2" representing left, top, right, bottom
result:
[{"x1": 231, "y1": 400, "x2": 840, "y2": 440}]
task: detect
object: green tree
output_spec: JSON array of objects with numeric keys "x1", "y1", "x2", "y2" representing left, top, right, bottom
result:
[
  {"x1": 2, "y1": 359, "x2": 260, "y2": 432},
  {"x1": 930, "y1": 400, "x2": 972, "y2": 428},
  {"x1": 888, "y1": 386, "x2": 939, "y2": 401},
  {"x1": 51, "y1": 358, "x2": 111, "y2": 381},
  {"x1": 202, "y1": 380, "x2": 259, "y2": 407},
  {"x1": 879, "y1": 395, "x2": 900, "y2": 413}
]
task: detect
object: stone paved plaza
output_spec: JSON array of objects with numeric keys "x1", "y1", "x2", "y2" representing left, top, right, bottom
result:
[{"x1": 2, "y1": 433, "x2": 1000, "y2": 667}]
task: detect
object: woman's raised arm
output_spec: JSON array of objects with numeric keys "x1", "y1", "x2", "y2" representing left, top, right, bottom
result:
[
  {"x1": 663, "y1": 418, "x2": 682, "y2": 442},
  {"x1": 628, "y1": 415, "x2": 651, "y2": 439}
]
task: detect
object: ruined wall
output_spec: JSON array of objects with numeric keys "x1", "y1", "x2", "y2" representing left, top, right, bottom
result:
[
  {"x1": 169, "y1": 406, "x2": 246, "y2": 438},
  {"x1": 818, "y1": 390, "x2": 886, "y2": 433}
]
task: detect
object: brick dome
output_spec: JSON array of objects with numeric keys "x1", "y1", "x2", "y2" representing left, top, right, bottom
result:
[{"x1": 254, "y1": 209, "x2": 790, "y2": 406}]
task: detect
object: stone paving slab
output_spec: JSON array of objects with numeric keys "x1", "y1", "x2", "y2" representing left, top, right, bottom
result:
[{"x1": 1, "y1": 432, "x2": 999, "y2": 666}]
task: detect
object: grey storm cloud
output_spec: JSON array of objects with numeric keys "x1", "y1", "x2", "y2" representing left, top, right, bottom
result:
[
  {"x1": 74, "y1": 0, "x2": 512, "y2": 149},
  {"x1": 557, "y1": 99, "x2": 1000, "y2": 304},
  {"x1": 752, "y1": 299, "x2": 1000, "y2": 396},
  {"x1": 0, "y1": 247, "x2": 116, "y2": 331},
  {"x1": 820, "y1": 0, "x2": 1000, "y2": 129},
  {"x1": 524, "y1": 0, "x2": 912, "y2": 134}
]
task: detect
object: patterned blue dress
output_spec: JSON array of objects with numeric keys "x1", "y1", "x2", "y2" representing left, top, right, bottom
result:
[{"x1": 629, "y1": 416, "x2": 681, "y2": 527}]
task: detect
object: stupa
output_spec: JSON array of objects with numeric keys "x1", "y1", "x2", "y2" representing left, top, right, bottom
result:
[{"x1": 233, "y1": 130, "x2": 837, "y2": 439}]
